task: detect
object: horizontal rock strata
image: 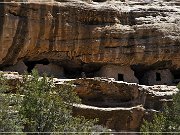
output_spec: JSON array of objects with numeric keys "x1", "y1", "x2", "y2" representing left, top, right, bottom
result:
[
  {"x1": 1, "y1": 72, "x2": 179, "y2": 131},
  {"x1": 0, "y1": 1, "x2": 180, "y2": 69},
  {"x1": 0, "y1": 0, "x2": 180, "y2": 132}
]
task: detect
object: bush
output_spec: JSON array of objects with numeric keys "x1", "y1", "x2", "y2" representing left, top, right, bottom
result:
[
  {"x1": 19, "y1": 70, "x2": 97, "y2": 133},
  {"x1": 0, "y1": 70, "x2": 98, "y2": 134},
  {"x1": 0, "y1": 74, "x2": 23, "y2": 132},
  {"x1": 140, "y1": 83, "x2": 180, "y2": 134},
  {"x1": 140, "y1": 113, "x2": 166, "y2": 135}
]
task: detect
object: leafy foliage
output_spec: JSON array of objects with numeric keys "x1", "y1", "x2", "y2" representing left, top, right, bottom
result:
[
  {"x1": 140, "y1": 83, "x2": 180, "y2": 134},
  {"x1": 19, "y1": 70, "x2": 97, "y2": 133},
  {"x1": 140, "y1": 113, "x2": 166, "y2": 135},
  {"x1": 0, "y1": 70, "x2": 99, "y2": 134}
]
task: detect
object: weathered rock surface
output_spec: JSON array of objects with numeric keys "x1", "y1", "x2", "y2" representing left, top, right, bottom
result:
[
  {"x1": 73, "y1": 78, "x2": 141, "y2": 107},
  {"x1": 72, "y1": 78, "x2": 179, "y2": 110},
  {"x1": 0, "y1": 0, "x2": 180, "y2": 70},
  {"x1": 1, "y1": 72, "x2": 178, "y2": 131},
  {"x1": 73, "y1": 104, "x2": 145, "y2": 132},
  {"x1": 0, "y1": 0, "x2": 180, "y2": 132}
]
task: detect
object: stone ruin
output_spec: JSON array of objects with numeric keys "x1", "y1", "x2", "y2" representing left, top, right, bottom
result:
[
  {"x1": 0, "y1": 0, "x2": 180, "y2": 85},
  {"x1": 97, "y1": 65, "x2": 139, "y2": 83},
  {"x1": 1, "y1": 72, "x2": 178, "y2": 131},
  {"x1": 2, "y1": 60, "x2": 65, "y2": 78},
  {"x1": 2, "y1": 61, "x2": 180, "y2": 86},
  {"x1": 0, "y1": 0, "x2": 180, "y2": 132},
  {"x1": 141, "y1": 69, "x2": 174, "y2": 85}
]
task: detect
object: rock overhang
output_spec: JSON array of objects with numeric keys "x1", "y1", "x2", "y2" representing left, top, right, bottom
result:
[{"x1": 0, "y1": 1, "x2": 180, "y2": 67}]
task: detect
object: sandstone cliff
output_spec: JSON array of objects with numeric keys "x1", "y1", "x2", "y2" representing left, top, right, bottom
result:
[
  {"x1": 0, "y1": 1, "x2": 180, "y2": 75},
  {"x1": 0, "y1": 0, "x2": 180, "y2": 132}
]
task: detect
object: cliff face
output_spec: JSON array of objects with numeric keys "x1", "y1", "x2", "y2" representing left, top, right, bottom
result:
[
  {"x1": 1, "y1": 1, "x2": 180, "y2": 132},
  {"x1": 0, "y1": 1, "x2": 180, "y2": 70}
]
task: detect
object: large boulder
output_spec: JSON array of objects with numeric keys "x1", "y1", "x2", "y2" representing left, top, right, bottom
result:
[
  {"x1": 73, "y1": 78, "x2": 141, "y2": 107},
  {"x1": 72, "y1": 78, "x2": 178, "y2": 110}
]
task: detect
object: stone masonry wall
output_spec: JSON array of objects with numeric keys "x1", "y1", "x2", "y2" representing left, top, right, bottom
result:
[{"x1": 97, "y1": 65, "x2": 139, "y2": 83}]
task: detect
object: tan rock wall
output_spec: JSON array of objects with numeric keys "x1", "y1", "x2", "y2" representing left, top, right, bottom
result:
[
  {"x1": 97, "y1": 65, "x2": 139, "y2": 83},
  {"x1": 0, "y1": 2, "x2": 180, "y2": 69},
  {"x1": 74, "y1": 78, "x2": 139, "y2": 98},
  {"x1": 73, "y1": 105, "x2": 145, "y2": 132}
]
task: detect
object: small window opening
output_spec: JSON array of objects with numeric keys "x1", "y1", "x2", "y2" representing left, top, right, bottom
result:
[
  {"x1": 156, "y1": 72, "x2": 161, "y2": 81},
  {"x1": 118, "y1": 74, "x2": 124, "y2": 81}
]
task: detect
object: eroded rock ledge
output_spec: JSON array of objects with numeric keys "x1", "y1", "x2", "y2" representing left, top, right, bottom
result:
[{"x1": 1, "y1": 71, "x2": 179, "y2": 131}]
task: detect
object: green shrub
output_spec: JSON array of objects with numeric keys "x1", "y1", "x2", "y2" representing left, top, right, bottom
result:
[
  {"x1": 0, "y1": 70, "x2": 99, "y2": 134},
  {"x1": 140, "y1": 83, "x2": 180, "y2": 134},
  {"x1": 140, "y1": 113, "x2": 166, "y2": 135},
  {"x1": 0, "y1": 74, "x2": 23, "y2": 133}
]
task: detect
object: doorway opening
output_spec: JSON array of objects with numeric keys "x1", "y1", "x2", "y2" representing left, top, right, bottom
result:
[{"x1": 156, "y1": 72, "x2": 161, "y2": 81}]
